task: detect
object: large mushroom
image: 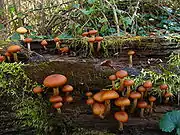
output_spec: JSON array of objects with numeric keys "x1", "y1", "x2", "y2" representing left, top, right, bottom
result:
[
  {"x1": 92, "y1": 103, "x2": 105, "y2": 119},
  {"x1": 128, "y1": 50, "x2": 135, "y2": 67},
  {"x1": 24, "y1": 38, "x2": 33, "y2": 51},
  {"x1": 130, "y1": 92, "x2": 141, "y2": 113},
  {"x1": 114, "y1": 111, "x2": 128, "y2": 131},
  {"x1": 148, "y1": 96, "x2": 156, "y2": 114},
  {"x1": 62, "y1": 84, "x2": 73, "y2": 96},
  {"x1": 138, "y1": 86, "x2": 146, "y2": 100},
  {"x1": 115, "y1": 70, "x2": 128, "y2": 92},
  {"x1": 41, "y1": 40, "x2": 48, "y2": 50},
  {"x1": 124, "y1": 79, "x2": 134, "y2": 97},
  {"x1": 143, "y1": 80, "x2": 152, "y2": 97},
  {"x1": 95, "y1": 36, "x2": 103, "y2": 52},
  {"x1": 16, "y1": 27, "x2": 27, "y2": 40},
  {"x1": 115, "y1": 97, "x2": 130, "y2": 111},
  {"x1": 43, "y1": 74, "x2": 67, "y2": 96},
  {"x1": 54, "y1": 37, "x2": 61, "y2": 49},
  {"x1": 109, "y1": 75, "x2": 117, "y2": 90},
  {"x1": 137, "y1": 101, "x2": 148, "y2": 117},
  {"x1": 93, "y1": 90, "x2": 106, "y2": 103},
  {"x1": 88, "y1": 30, "x2": 98, "y2": 38},
  {"x1": 7, "y1": 45, "x2": 21, "y2": 62}
]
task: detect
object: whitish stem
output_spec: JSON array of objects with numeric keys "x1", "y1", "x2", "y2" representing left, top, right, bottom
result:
[
  {"x1": 129, "y1": 55, "x2": 133, "y2": 67},
  {"x1": 56, "y1": 42, "x2": 60, "y2": 49},
  {"x1": 57, "y1": 108, "x2": 61, "y2": 113},
  {"x1": 13, "y1": 53, "x2": 18, "y2": 62},
  {"x1": 53, "y1": 87, "x2": 59, "y2": 96},
  {"x1": 27, "y1": 43, "x2": 31, "y2": 51},
  {"x1": 140, "y1": 108, "x2": 144, "y2": 118},
  {"x1": 7, "y1": 56, "x2": 11, "y2": 62},
  {"x1": 20, "y1": 34, "x2": 24, "y2": 40},
  {"x1": 90, "y1": 43, "x2": 94, "y2": 53},
  {"x1": 121, "y1": 106, "x2": 125, "y2": 111},
  {"x1": 118, "y1": 122, "x2": 123, "y2": 131},
  {"x1": 43, "y1": 46, "x2": 47, "y2": 50},
  {"x1": 164, "y1": 97, "x2": 169, "y2": 104},
  {"x1": 97, "y1": 42, "x2": 101, "y2": 52},
  {"x1": 105, "y1": 100, "x2": 111, "y2": 115},
  {"x1": 130, "y1": 99, "x2": 137, "y2": 113},
  {"x1": 37, "y1": 93, "x2": 42, "y2": 97},
  {"x1": 126, "y1": 86, "x2": 131, "y2": 97},
  {"x1": 99, "y1": 114, "x2": 105, "y2": 119}
]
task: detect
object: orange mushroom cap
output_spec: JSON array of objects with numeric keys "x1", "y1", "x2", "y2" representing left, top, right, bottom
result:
[
  {"x1": 164, "y1": 92, "x2": 173, "y2": 97},
  {"x1": 115, "y1": 70, "x2": 128, "y2": 79},
  {"x1": 128, "y1": 50, "x2": 135, "y2": 55},
  {"x1": 160, "y1": 84, "x2": 168, "y2": 90},
  {"x1": 109, "y1": 75, "x2": 116, "y2": 81},
  {"x1": 65, "y1": 96, "x2": 73, "y2": 103},
  {"x1": 49, "y1": 96, "x2": 63, "y2": 103},
  {"x1": 143, "y1": 80, "x2": 152, "y2": 88},
  {"x1": 59, "y1": 47, "x2": 69, "y2": 53},
  {"x1": 115, "y1": 97, "x2": 130, "y2": 107},
  {"x1": 114, "y1": 111, "x2": 128, "y2": 123},
  {"x1": 86, "y1": 98, "x2": 94, "y2": 105},
  {"x1": 41, "y1": 40, "x2": 48, "y2": 46},
  {"x1": 88, "y1": 30, "x2": 98, "y2": 35},
  {"x1": 24, "y1": 38, "x2": 32, "y2": 43},
  {"x1": 95, "y1": 36, "x2": 103, "y2": 42},
  {"x1": 0, "y1": 56, "x2": 5, "y2": 62},
  {"x1": 101, "y1": 90, "x2": 119, "y2": 100},
  {"x1": 88, "y1": 38, "x2": 95, "y2": 43},
  {"x1": 148, "y1": 96, "x2": 156, "y2": 102},
  {"x1": 5, "y1": 52, "x2": 12, "y2": 57},
  {"x1": 130, "y1": 92, "x2": 141, "y2": 99},
  {"x1": 62, "y1": 85, "x2": 73, "y2": 92},
  {"x1": 53, "y1": 102, "x2": 63, "y2": 109},
  {"x1": 7, "y1": 45, "x2": 21, "y2": 53},
  {"x1": 137, "y1": 101, "x2": 148, "y2": 108},
  {"x1": 124, "y1": 79, "x2": 134, "y2": 86},
  {"x1": 86, "y1": 92, "x2": 93, "y2": 97},
  {"x1": 92, "y1": 103, "x2": 105, "y2": 116},
  {"x1": 138, "y1": 86, "x2": 146, "y2": 92},
  {"x1": 33, "y1": 86, "x2": 43, "y2": 93},
  {"x1": 82, "y1": 32, "x2": 89, "y2": 37},
  {"x1": 54, "y1": 37, "x2": 60, "y2": 42},
  {"x1": 93, "y1": 90, "x2": 106, "y2": 103},
  {"x1": 43, "y1": 74, "x2": 67, "y2": 88}
]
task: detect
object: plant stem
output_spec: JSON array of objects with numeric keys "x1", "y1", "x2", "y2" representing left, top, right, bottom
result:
[
  {"x1": 129, "y1": 55, "x2": 133, "y2": 67},
  {"x1": 27, "y1": 43, "x2": 31, "y2": 51}
]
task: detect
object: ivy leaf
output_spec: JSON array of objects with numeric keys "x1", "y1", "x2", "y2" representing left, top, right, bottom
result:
[
  {"x1": 10, "y1": 32, "x2": 20, "y2": 40},
  {"x1": 81, "y1": 8, "x2": 94, "y2": 15},
  {"x1": 8, "y1": 5, "x2": 16, "y2": 14}
]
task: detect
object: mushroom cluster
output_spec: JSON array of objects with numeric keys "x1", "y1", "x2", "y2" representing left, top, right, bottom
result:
[{"x1": 32, "y1": 74, "x2": 74, "y2": 113}]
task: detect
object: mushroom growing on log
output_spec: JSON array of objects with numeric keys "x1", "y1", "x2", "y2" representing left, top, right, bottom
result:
[{"x1": 114, "y1": 111, "x2": 128, "y2": 131}]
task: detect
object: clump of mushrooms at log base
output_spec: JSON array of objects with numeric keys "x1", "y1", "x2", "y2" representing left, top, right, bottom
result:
[
  {"x1": 85, "y1": 69, "x2": 172, "y2": 131},
  {"x1": 32, "y1": 74, "x2": 74, "y2": 113}
]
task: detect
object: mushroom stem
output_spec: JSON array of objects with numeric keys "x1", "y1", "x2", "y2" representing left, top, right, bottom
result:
[
  {"x1": 145, "y1": 88, "x2": 149, "y2": 97},
  {"x1": 7, "y1": 56, "x2": 11, "y2": 62},
  {"x1": 20, "y1": 34, "x2": 24, "y2": 40},
  {"x1": 37, "y1": 93, "x2": 42, "y2": 97},
  {"x1": 130, "y1": 99, "x2": 137, "y2": 113},
  {"x1": 119, "y1": 78, "x2": 124, "y2": 92},
  {"x1": 164, "y1": 97, "x2": 169, "y2": 104},
  {"x1": 121, "y1": 106, "x2": 125, "y2": 111},
  {"x1": 56, "y1": 42, "x2": 60, "y2": 49},
  {"x1": 57, "y1": 108, "x2": 61, "y2": 113},
  {"x1": 43, "y1": 46, "x2": 47, "y2": 50},
  {"x1": 13, "y1": 53, "x2": 18, "y2": 62},
  {"x1": 97, "y1": 42, "x2": 101, "y2": 52},
  {"x1": 141, "y1": 92, "x2": 144, "y2": 100},
  {"x1": 140, "y1": 108, "x2": 145, "y2": 118},
  {"x1": 53, "y1": 87, "x2": 59, "y2": 96},
  {"x1": 129, "y1": 55, "x2": 133, "y2": 67},
  {"x1": 118, "y1": 121, "x2": 124, "y2": 131},
  {"x1": 65, "y1": 92, "x2": 69, "y2": 96},
  {"x1": 105, "y1": 100, "x2": 111, "y2": 114},
  {"x1": 99, "y1": 114, "x2": 105, "y2": 119},
  {"x1": 126, "y1": 86, "x2": 131, "y2": 97},
  {"x1": 27, "y1": 43, "x2": 31, "y2": 51},
  {"x1": 90, "y1": 43, "x2": 95, "y2": 53},
  {"x1": 149, "y1": 102, "x2": 153, "y2": 114}
]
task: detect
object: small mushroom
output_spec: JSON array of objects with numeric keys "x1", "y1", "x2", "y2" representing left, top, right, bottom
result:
[
  {"x1": 5, "y1": 52, "x2": 12, "y2": 62},
  {"x1": 49, "y1": 96, "x2": 63, "y2": 103},
  {"x1": 164, "y1": 92, "x2": 173, "y2": 104},
  {"x1": 32, "y1": 86, "x2": 43, "y2": 96},
  {"x1": 143, "y1": 80, "x2": 152, "y2": 97},
  {"x1": 148, "y1": 96, "x2": 156, "y2": 114},
  {"x1": 16, "y1": 27, "x2": 27, "y2": 40},
  {"x1": 128, "y1": 50, "x2": 135, "y2": 67},
  {"x1": 95, "y1": 36, "x2": 103, "y2": 52},
  {"x1": 115, "y1": 70, "x2": 128, "y2": 92},
  {"x1": 24, "y1": 38, "x2": 33, "y2": 51},
  {"x1": 160, "y1": 84, "x2": 168, "y2": 96},
  {"x1": 82, "y1": 32, "x2": 89, "y2": 37},
  {"x1": 62, "y1": 84, "x2": 73, "y2": 96},
  {"x1": 53, "y1": 102, "x2": 63, "y2": 113},
  {"x1": 7, "y1": 45, "x2": 21, "y2": 62},
  {"x1": 54, "y1": 37, "x2": 61, "y2": 49},
  {"x1": 85, "y1": 92, "x2": 93, "y2": 99},
  {"x1": 86, "y1": 98, "x2": 94, "y2": 107},
  {"x1": 64, "y1": 96, "x2": 73, "y2": 103},
  {"x1": 88, "y1": 30, "x2": 98, "y2": 38},
  {"x1": 0, "y1": 56, "x2": 5, "y2": 62},
  {"x1": 59, "y1": 47, "x2": 69, "y2": 54},
  {"x1": 115, "y1": 97, "x2": 130, "y2": 111},
  {"x1": 109, "y1": 75, "x2": 117, "y2": 90},
  {"x1": 130, "y1": 92, "x2": 141, "y2": 113},
  {"x1": 88, "y1": 37, "x2": 95, "y2": 54},
  {"x1": 41, "y1": 40, "x2": 48, "y2": 50},
  {"x1": 124, "y1": 79, "x2": 134, "y2": 97},
  {"x1": 92, "y1": 103, "x2": 105, "y2": 119},
  {"x1": 43, "y1": 74, "x2": 67, "y2": 96},
  {"x1": 138, "y1": 86, "x2": 146, "y2": 100},
  {"x1": 114, "y1": 111, "x2": 128, "y2": 131},
  {"x1": 137, "y1": 101, "x2": 148, "y2": 117}
]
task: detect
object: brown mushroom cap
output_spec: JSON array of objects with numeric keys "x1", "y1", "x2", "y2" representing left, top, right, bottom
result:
[
  {"x1": 115, "y1": 70, "x2": 128, "y2": 79},
  {"x1": 88, "y1": 38, "x2": 95, "y2": 43},
  {"x1": 62, "y1": 85, "x2": 73, "y2": 92},
  {"x1": 82, "y1": 32, "x2": 89, "y2": 37},
  {"x1": 137, "y1": 101, "x2": 148, "y2": 108},
  {"x1": 24, "y1": 38, "x2": 32, "y2": 43},
  {"x1": 5, "y1": 52, "x2": 12, "y2": 57},
  {"x1": 124, "y1": 79, "x2": 134, "y2": 86},
  {"x1": 16, "y1": 27, "x2": 27, "y2": 34},
  {"x1": 86, "y1": 92, "x2": 93, "y2": 97},
  {"x1": 54, "y1": 37, "x2": 60, "y2": 42},
  {"x1": 164, "y1": 92, "x2": 173, "y2": 97},
  {"x1": 148, "y1": 96, "x2": 156, "y2": 102},
  {"x1": 115, "y1": 97, "x2": 130, "y2": 107},
  {"x1": 7, "y1": 45, "x2": 21, "y2": 53},
  {"x1": 138, "y1": 86, "x2": 146, "y2": 92},
  {"x1": 41, "y1": 40, "x2": 48, "y2": 46},
  {"x1": 109, "y1": 75, "x2": 117, "y2": 81},
  {"x1": 43, "y1": 74, "x2": 67, "y2": 88},
  {"x1": 53, "y1": 102, "x2": 63, "y2": 109},
  {"x1": 95, "y1": 36, "x2": 103, "y2": 42},
  {"x1": 88, "y1": 30, "x2": 98, "y2": 35},
  {"x1": 49, "y1": 96, "x2": 63, "y2": 103},
  {"x1": 160, "y1": 84, "x2": 168, "y2": 90},
  {"x1": 86, "y1": 98, "x2": 94, "y2": 105},
  {"x1": 143, "y1": 80, "x2": 153, "y2": 88},
  {"x1": 101, "y1": 90, "x2": 119, "y2": 100},
  {"x1": 93, "y1": 90, "x2": 106, "y2": 102},
  {"x1": 92, "y1": 103, "x2": 105, "y2": 115},
  {"x1": 33, "y1": 86, "x2": 43, "y2": 93},
  {"x1": 65, "y1": 96, "x2": 73, "y2": 103},
  {"x1": 114, "y1": 111, "x2": 128, "y2": 122},
  {"x1": 0, "y1": 56, "x2": 5, "y2": 62},
  {"x1": 130, "y1": 92, "x2": 141, "y2": 99},
  {"x1": 128, "y1": 50, "x2": 135, "y2": 55}
]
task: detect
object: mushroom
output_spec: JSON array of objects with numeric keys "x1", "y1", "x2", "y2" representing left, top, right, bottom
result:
[
  {"x1": 88, "y1": 30, "x2": 98, "y2": 38},
  {"x1": 130, "y1": 92, "x2": 141, "y2": 113},
  {"x1": 160, "y1": 84, "x2": 168, "y2": 96},
  {"x1": 82, "y1": 32, "x2": 89, "y2": 37},
  {"x1": 93, "y1": 90, "x2": 106, "y2": 103},
  {"x1": 43, "y1": 74, "x2": 67, "y2": 96},
  {"x1": 86, "y1": 98, "x2": 94, "y2": 107},
  {"x1": 7, "y1": 45, "x2": 21, "y2": 62},
  {"x1": 0, "y1": 56, "x2": 5, "y2": 62},
  {"x1": 85, "y1": 92, "x2": 93, "y2": 99},
  {"x1": 92, "y1": 103, "x2": 105, "y2": 119},
  {"x1": 164, "y1": 92, "x2": 173, "y2": 104},
  {"x1": 62, "y1": 84, "x2": 73, "y2": 96},
  {"x1": 101, "y1": 90, "x2": 119, "y2": 114},
  {"x1": 148, "y1": 96, "x2": 156, "y2": 114},
  {"x1": 32, "y1": 86, "x2": 43, "y2": 96},
  {"x1": 128, "y1": 50, "x2": 135, "y2": 67},
  {"x1": 137, "y1": 101, "x2": 148, "y2": 117},
  {"x1": 95, "y1": 36, "x2": 103, "y2": 52},
  {"x1": 49, "y1": 95, "x2": 63, "y2": 103},
  {"x1": 53, "y1": 102, "x2": 63, "y2": 113},
  {"x1": 54, "y1": 37, "x2": 61, "y2": 49},
  {"x1": 5, "y1": 52, "x2": 12, "y2": 62},
  {"x1": 16, "y1": 27, "x2": 27, "y2": 40},
  {"x1": 143, "y1": 80, "x2": 152, "y2": 97},
  {"x1": 124, "y1": 79, "x2": 134, "y2": 97},
  {"x1": 59, "y1": 47, "x2": 69, "y2": 54},
  {"x1": 114, "y1": 111, "x2": 128, "y2": 131},
  {"x1": 115, "y1": 70, "x2": 128, "y2": 92},
  {"x1": 64, "y1": 96, "x2": 73, "y2": 103},
  {"x1": 88, "y1": 37, "x2": 95, "y2": 54},
  {"x1": 24, "y1": 38, "x2": 33, "y2": 51},
  {"x1": 41, "y1": 40, "x2": 48, "y2": 50},
  {"x1": 115, "y1": 97, "x2": 130, "y2": 111},
  {"x1": 109, "y1": 75, "x2": 117, "y2": 90},
  {"x1": 137, "y1": 86, "x2": 146, "y2": 100}
]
